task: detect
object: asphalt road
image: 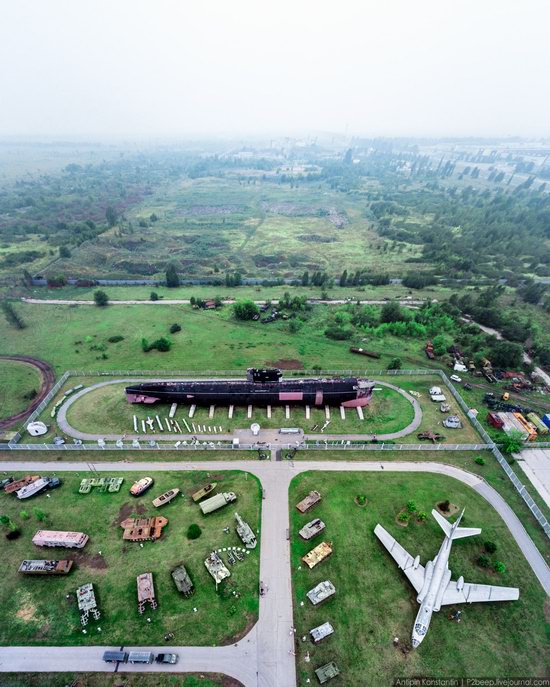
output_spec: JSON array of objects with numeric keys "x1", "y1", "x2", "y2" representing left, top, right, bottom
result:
[{"x1": 0, "y1": 458, "x2": 548, "y2": 686}]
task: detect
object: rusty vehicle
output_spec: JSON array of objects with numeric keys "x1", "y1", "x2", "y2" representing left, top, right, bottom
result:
[
  {"x1": 5, "y1": 475, "x2": 40, "y2": 494},
  {"x1": 349, "y1": 347, "x2": 381, "y2": 359},
  {"x1": 120, "y1": 516, "x2": 168, "y2": 541},
  {"x1": 296, "y1": 490, "x2": 322, "y2": 513},
  {"x1": 18, "y1": 559, "x2": 73, "y2": 575},
  {"x1": 191, "y1": 482, "x2": 217, "y2": 502},
  {"x1": 153, "y1": 488, "x2": 180, "y2": 508},
  {"x1": 417, "y1": 431, "x2": 445, "y2": 443},
  {"x1": 137, "y1": 572, "x2": 157, "y2": 613},
  {"x1": 130, "y1": 477, "x2": 154, "y2": 496},
  {"x1": 301, "y1": 542, "x2": 333, "y2": 570},
  {"x1": 32, "y1": 530, "x2": 89, "y2": 549}
]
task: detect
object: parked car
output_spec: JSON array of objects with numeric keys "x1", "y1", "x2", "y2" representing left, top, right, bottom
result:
[
  {"x1": 450, "y1": 375, "x2": 462, "y2": 383},
  {"x1": 156, "y1": 653, "x2": 179, "y2": 664}
]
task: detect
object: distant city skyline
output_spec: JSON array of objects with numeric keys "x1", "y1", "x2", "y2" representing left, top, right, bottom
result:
[{"x1": 1, "y1": 0, "x2": 549, "y2": 138}]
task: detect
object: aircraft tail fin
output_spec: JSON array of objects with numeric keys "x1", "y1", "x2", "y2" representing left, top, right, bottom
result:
[{"x1": 431, "y1": 508, "x2": 481, "y2": 540}]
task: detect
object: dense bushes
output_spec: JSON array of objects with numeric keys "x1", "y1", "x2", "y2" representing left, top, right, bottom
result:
[
  {"x1": 233, "y1": 300, "x2": 259, "y2": 320},
  {"x1": 1, "y1": 301, "x2": 26, "y2": 329},
  {"x1": 142, "y1": 337, "x2": 171, "y2": 353}
]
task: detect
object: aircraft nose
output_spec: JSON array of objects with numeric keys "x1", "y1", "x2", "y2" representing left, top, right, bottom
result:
[{"x1": 411, "y1": 638, "x2": 419, "y2": 648}]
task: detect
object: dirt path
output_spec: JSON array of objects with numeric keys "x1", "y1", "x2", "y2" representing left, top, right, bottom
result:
[{"x1": 0, "y1": 356, "x2": 55, "y2": 430}]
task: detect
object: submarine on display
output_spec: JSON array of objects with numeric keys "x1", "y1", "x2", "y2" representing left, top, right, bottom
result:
[{"x1": 125, "y1": 368, "x2": 374, "y2": 408}]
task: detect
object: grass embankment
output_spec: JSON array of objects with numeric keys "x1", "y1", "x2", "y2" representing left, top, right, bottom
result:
[
  {"x1": 64, "y1": 381, "x2": 415, "y2": 437},
  {"x1": 0, "y1": 470, "x2": 260, "y2": 647},
  {"x1": 289, "y1": 471, "x2": 549, "y2": 686},
  {"x1": 0, "y1": 360, "x2": 42, "y2": 422}
]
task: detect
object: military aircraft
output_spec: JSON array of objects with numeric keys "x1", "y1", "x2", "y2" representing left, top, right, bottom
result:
[{"x1": 374, "y1": 508, "x2": 519, "y2": 648}]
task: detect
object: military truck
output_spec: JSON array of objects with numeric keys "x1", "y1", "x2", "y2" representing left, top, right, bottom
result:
[
  {"x1": 171, "y1": 564, "x2": 194, "y2": 597},
  {"x1": 296, "y1": 490, "x2": 322, "y2": 513},
  {"x1": 299, "y1": 518, "x2": 326, "y2": 540},
  {"x1": 199, "y1": 492, "x2": 237, "y2": 515},
  {"x1": 234, "y1": 512, "x2": 257, "y2": 548},
  {"x1": 302, "y1": 541, "x2": 333, "y2": 569},
  {"x1": 315, "y1": 661, "x2": 340, "y2": 684},
  {"x1": 307, "y1": 580, "x2": 336, "y2": 606}
]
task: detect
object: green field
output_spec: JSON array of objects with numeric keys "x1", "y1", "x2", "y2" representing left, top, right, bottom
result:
[
  {"x1": 0, "y1": 470, "x2": 260, "y2": 647},
  {"x1": 289, "y1": 471, "x2": 549, "y2": 685},
  {"x1": 0, "y1": 674, "x2": 231, "y2": 687},
  {"x1": 0, "y1": 360, "x2": 42, "y2": 421},
  {"x1": 63, "y1": 380, "x2": 415, "y2": 437}
]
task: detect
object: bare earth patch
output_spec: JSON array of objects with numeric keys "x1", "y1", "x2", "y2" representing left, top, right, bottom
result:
[
  {"x1": 266, "y1": 358, "x2": 304, "y2": 369},
  {"x1": 16, "y1": 602, "x2": 37, "y2": 622}
]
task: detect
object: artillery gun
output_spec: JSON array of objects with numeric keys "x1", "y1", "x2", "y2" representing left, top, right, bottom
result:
[{"x1": 234, "y1": 512, "x2": 257, "y2": 549}]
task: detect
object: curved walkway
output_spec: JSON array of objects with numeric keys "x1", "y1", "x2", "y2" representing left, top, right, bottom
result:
[
  {"x1": 0, "y1": 355, "x2": 55, "y2": 430},
  {"x1": 0, "y1": 458, "x2": 548, "y2": 686},
  {"x1": 57, "y1": 379, "x2": 422, "y2": 442}
]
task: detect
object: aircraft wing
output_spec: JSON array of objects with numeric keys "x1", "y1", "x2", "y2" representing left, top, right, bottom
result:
[
  {"x1": 374, "y1": 524, "x2": 425, "y2": 593},
  {"x1": 441, "y1": 580, "x2": 519, "y2": 605}
]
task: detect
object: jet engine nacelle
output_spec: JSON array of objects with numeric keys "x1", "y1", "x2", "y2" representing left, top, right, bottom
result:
[
  {"x1": 413, "y1": 555, "x2": 420, "y2": 569},
  {"x1": 456, "y1": 576, "x2": 464, "y2": 591},
  {"x1": 417, "y1": 560, "x2": 433, "y2": 603},
  {"x1": 434, "y1": 568, "x2": 452, "y2": 611}
]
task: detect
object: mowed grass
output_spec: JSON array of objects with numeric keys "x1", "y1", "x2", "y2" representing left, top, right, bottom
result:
[
  {"x1": 0, "y1": 360, "x2": 42, "y2": 421},
  {"x1": 64, "y1": 381, "x2": 415, "y2": 437},
  {"x1": 0, "y1": 470, "x2": 260, "y2": 647},
  {"x1": 289, "y1": 472, "x2": 549, "y2": 685},
  {"x1": 0, "y1": 674, "x2": 228, "y2": 687}
]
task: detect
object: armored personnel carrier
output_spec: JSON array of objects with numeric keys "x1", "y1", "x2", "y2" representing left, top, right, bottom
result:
[
  {"x1": 120, "y1": 516, "x2": 168, "y2": 541},
  {"x1": 191, "y1": 482, "x2": 217, "y2": 502},
  {"x1": 315, "y1": 661, "x2": 340, "y2": 684},
  {"x1": 77, "y1": 583, "x2": 101, "y2": 625},
  {"x1": 310, "y1": 621, "x2": 334, "y2": 644},
  {"x1": 153, "y1": 488, "x2": 180, "y2": 508},
  {"x1": 296, "y1": 490, "x2": 322, "y2": 513},
  {"x1": 137, "y1": 572, "x2": 157, "y2": 613},
  {"x1": 18, "y1": 559, "x2": 73, "y2": 575},
  {"x1": 306, "y1": 580, "x2": 336, "y2": 606},
  {"x1": 204, "y1": 552, "x2": 230, "y2": 585},
  {"x1": 199, "y1": 492, "x2": 237, "y2": 515},
  {"x1": 234, "y1": 512, "x2": 257, "y2": 549},
  {"x1": 299, "y1": 518, "x2": 326, "y2": 540},
  {"x1": 171, "y1": 564, "x2": 194, "y2": 597},
  {"x1": 302, "y1": 541, "x2": 333, "y2": 569}
]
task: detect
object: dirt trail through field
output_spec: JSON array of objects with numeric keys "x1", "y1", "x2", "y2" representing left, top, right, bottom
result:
[{"x1": 0, "y1": 356, "x2": 55, "y2": 430}]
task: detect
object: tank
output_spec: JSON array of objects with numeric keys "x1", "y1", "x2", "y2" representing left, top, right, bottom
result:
[
  {"x1": 18, "y1": 559, "x2": 73, "y2": 575},
  {"x1": 5, "y1": 475, "x2": 40, "y2": 494},
  {"x1": 315, "y1": 661, "x2": 340, "y2": 684},
  {"x1": 125, "y1": 368, "x2": 374, "y2": 408},
  {"x1": 137, "y1": 572, "x2": 157, "y2": 613},
  {"x1": 204, "y1": 552, "x2": 230, "y2": 585},
  {"x1": 32, "y1": 530, "x2": 89, "y2": 549},
  {"x1": 296, "y1": 491, "x2": 322, "y2": 513},
  {"x1": 299, "y1": 518, "x2": 326, "y2": 540},
  {"x1": 199, "y1": 492, "x2": 237, "y2": 515},
  {"x1": 307, "y1": 580, "x2": 336, "y2": 606},
  {"x1": 234, "y1": 512, "x2": 257, "y2": 549},
  {"x1": 153, "y1": 488, "x2": 180, "y2": 507},
  {"x1": 171, "y1": 564, "x2": 194, "y2": 597},
  {"x1": 310, "y1": 621, "x2": 334, "y2": 644},
  {"x1": 120, "y1": 516, "x2": 168, "y2": 541},
  {"x1": 191, "y1": 482, "x2": 217, "y2": 502},
  {"x1": 302, "y1": 541, "x2": 333, "y2": 569},
  {"x1": 77, "y1": 582, "x2": 101, "y2": 625}
]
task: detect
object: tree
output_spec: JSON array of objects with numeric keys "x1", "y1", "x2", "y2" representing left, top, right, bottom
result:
[
  {"x1": 339, "y1": 270, "x2": 348, "y2": 287},
  {"x1": 32, "y1": 508, "x2": 46, "y2": 522},
  {"x1": 187, "y1": 523, "x2": 202, "y2": 540},
  {"x1": 59, "y1": 245, "x2": 71, "y2": 258},
  {"x1": 406, "y1": 500, "x2": 416, "y2": 513},
  {"x1": 169, "y1": 323, "x2": 182, "y2": 333},
  {"x1": 484, "y1": 541, "x2": 497, "y2": 554},
  {"x1": 380, "y1": 301, "x2": 408, "y2": 323},
  {"x1": 489, "y1": 340, "x2": 523, "y2": 369},
  {"x1": 432, "y1": 334, "x2": 449, "y2": 356},
  {"x1": 105, "y1": 206, "x2": 118, "y2": 227},
  {"x1": 165, "y1": 263, "x2": 180, "y2": 288},
  {"x1": 387, "y1": 357, "x2": 402, "y2": 370},
  {"x1": 501, "y1": 430, "x2": 524, "y2": 454},
  {"x1": 150, "y1": 213, "x2": 158, "y2": 222},
  {"x1": 301, "y1": 271, "x2": 309, "y2": 286},
  {"x1": 477, "y1": 554, "x2": 490, "y2": 568},
  {"x1": 494, "y1": 561, "x2": 506, "y2": 573},
  {"x1": 150, "y1": 291, "x2": 159, "y2": 301},
  {"x1": 233, "y1": 300, "x2": 259, "y2": 320},
  {"x1": 93, "y1": 290, "x2": 109, "y2": 307}
]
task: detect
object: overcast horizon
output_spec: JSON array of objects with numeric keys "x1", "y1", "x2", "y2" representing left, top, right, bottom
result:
[{"x1": 1, "y1": 0, "x2": 549, "y2": 139}]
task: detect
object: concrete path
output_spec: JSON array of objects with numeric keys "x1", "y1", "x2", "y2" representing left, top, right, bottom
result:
[
  {"x1": 0, "y1": 458, "x2": 548, "y2": 685},
  {"x1": 515, "y1": 448, "x2": 550, "y2": 508},
  {"x1": 56, "y1": 379, "x2": 421, "y2": 443}
]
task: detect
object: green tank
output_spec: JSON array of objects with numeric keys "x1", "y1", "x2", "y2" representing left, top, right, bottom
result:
[
  {"x1": 315, "y1": 661, "x2": 340, "y2": 684},
  {"x1": 171, "y1": 564, "x2": 194, "y2": 597}
]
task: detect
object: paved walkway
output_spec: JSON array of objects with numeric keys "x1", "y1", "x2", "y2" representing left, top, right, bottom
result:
[
  {"x1": 56, "y1": 379, "x2": 422, "y2": 443},
  {"x1": 515, "y1": 448, "x2": 550, "y2": 508},
  {"x1": 0, "y1": 458, "x2": 548, "y2": 685}
]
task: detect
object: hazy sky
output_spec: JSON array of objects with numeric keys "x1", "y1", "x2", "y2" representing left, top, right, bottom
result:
[{"x1": 1, "y1": 0, "x2": 549, "y2": 138}]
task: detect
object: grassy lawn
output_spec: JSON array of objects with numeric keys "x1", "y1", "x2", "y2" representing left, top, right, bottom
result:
[
  {"x1": 289, "y1": 471, "x2": 549, "y2": 685},
  {"x1": 0, "y1": 360, "x2": 42, "y2": 421},
  {"x1": 0, "y1": 674, "x2": 236, "y2": 687},
  {"x1": 64, "y1": 380, "x2": 415, "y2": 437},
  {"x1": 0, "y1": 470, "x2": 260, "y2": 647}
]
